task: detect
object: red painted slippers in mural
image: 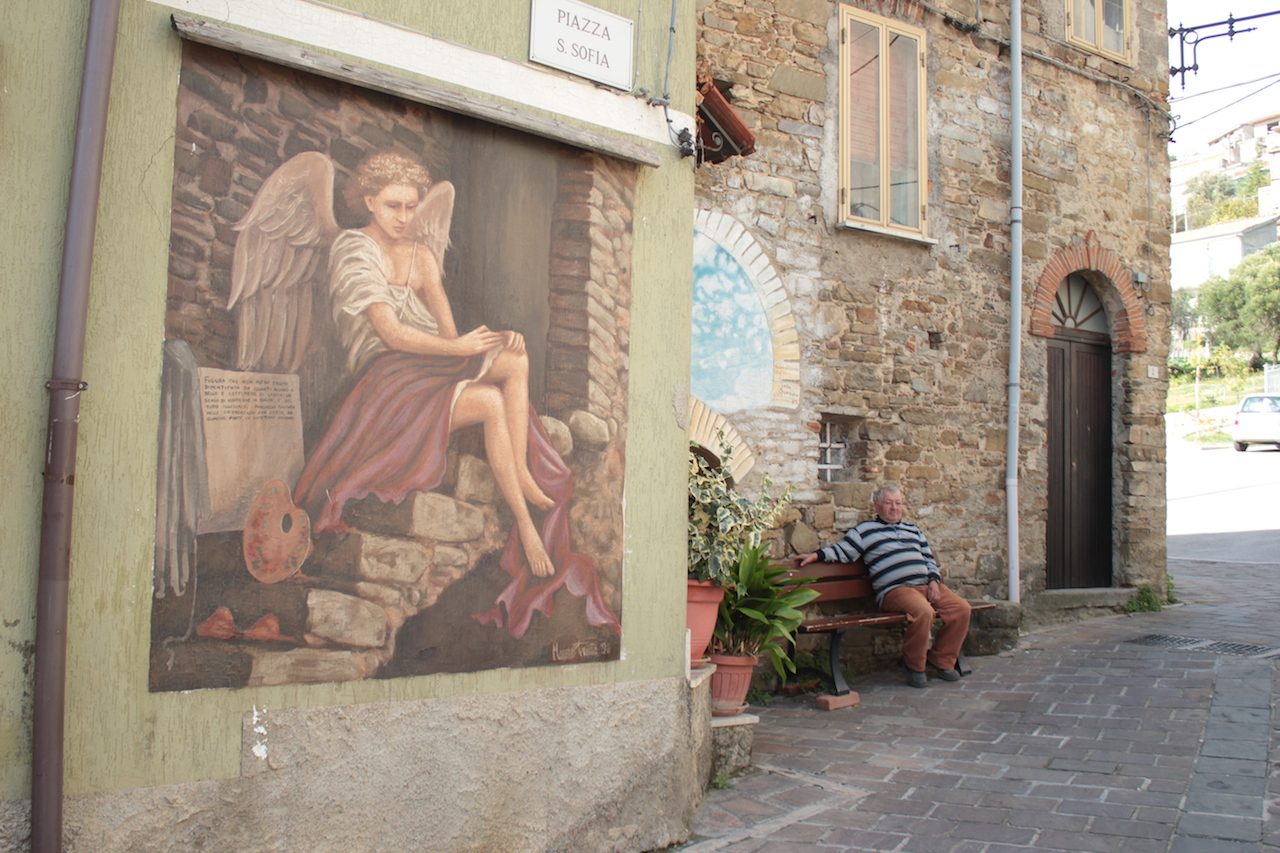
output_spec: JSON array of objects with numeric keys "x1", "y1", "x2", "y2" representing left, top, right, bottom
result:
[
  {"x1": 195, "y1": 607, "x2": 295, "y2": 644},
  {"x1": 241, "y1": 614, "x2": 294, "y2": 644},
  {"x1": 195, "y1": 606, "x2": 238, "y2": 640}
]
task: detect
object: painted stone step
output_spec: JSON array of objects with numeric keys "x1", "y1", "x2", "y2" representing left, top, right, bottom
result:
[
  {"x1": 307, "y1": 530, "x2": 437, "y2": 585},
  {"x1": 346, "y1": 491, "x2": 486, "y2": 542},
  {"x1": 305, "y1": 588, "x2": 388, "y2": 649}
]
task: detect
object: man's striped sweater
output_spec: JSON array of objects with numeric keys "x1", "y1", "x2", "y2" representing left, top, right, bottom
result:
[{"x1": 817, "y1": 518, "x2": 942, "y2": 605}]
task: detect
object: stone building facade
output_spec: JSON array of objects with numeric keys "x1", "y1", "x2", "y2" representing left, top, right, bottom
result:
[{"x1": 691, "y1": 0, "x2": 1172, "y2": 632}]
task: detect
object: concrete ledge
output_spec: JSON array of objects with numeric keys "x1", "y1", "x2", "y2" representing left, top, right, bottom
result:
[
  {"x1": 688, "y1": 662, "x2": 716, "y2": 690},
  {"x1": 1025, "y1": 588, "x2": 1135, "y2": 624},
  {"x1": 710, "y1": 713, "x2": 758, "y2": 777},
  {"x1": 709, "y1": 712, "x2": 759, "y2": 729}
]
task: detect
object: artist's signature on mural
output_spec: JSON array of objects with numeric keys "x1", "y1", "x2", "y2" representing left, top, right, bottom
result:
[{"x1": 552, "y1": 638, "x2": 614, "y2": 662}]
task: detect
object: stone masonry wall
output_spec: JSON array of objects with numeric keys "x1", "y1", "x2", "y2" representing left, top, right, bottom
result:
[
  {"x1": 545, "y1": 153, "x2": 635, "y2": 438},
  {"x1": 696, "y1": 0, "x2": 1171, "y2": 604}
]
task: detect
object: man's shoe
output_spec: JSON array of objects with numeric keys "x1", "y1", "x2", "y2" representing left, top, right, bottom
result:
[
  {"x1": 901, "y1": 659, "x2": 927, "y2": 688},
  {"x1": 929, "y1": 664, "x2": 961, "y2": 682}
]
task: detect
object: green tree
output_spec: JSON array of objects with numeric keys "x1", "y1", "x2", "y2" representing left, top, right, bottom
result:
[
  {"x1": 1198, "y1": 274, "x2": 1250, "y2": 350},
  {"x1": 1170, "y1": 287, "x2": 1198, "y2": 343},
  {"x1": 1238, "y1": 161, "x2": 1271, "y2": 198},
  {"x1": 1184, "y1": 172, "x2": 1238, "y2": 229},
  {"x1": 1182, "y1": 165, "x2": 1271, "y2": 228},
  {"x1": 1208, "y1": 196, "x2": 1258, "y2": 224},
  {"x1": 1236, "y1": 243, "x2": 1280, "y2": 361}
]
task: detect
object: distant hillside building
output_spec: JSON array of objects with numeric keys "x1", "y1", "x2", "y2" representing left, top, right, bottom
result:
[
  {"x1": 1170, "y1": 213, "x2": 1280, "y2": 290},
  {"x1": 1172, "y1": 111, "x2": 1280, "y2": 230}
]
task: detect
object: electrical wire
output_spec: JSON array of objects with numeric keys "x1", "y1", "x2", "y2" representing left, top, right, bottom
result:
[
  {"x1": 657, "y1": 0, "x2": 694, "y2": 156},
  {"x1": 1169, "y1": 70, "x2": 1280, "y2": 102},
  {"x1": 1177, "y1": 74, "x2": 1280, "y2": 131}
]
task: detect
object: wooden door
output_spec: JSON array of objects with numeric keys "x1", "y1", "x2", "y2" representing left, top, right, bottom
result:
[{"x1": 1047, "y1": 336, "x2": 1112, "y2": 589}]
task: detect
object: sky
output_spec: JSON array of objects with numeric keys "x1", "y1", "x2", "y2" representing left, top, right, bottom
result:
[
  {"x1": 1166, "y1": 0, "x2": 1280, "y2": 158},
  {"x1": 690, "y1": 233, "x2": 774, "y2": 413}
]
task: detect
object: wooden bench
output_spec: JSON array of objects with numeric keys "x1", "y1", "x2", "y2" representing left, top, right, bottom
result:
[{"x1": 784, "y1": 561, "x2": 998, "y2": 700}]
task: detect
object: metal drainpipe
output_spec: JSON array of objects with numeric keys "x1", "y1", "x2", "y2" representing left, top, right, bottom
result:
[
  {"x1": 1006, "y1": 0, "x2": 1023, "y2": 604},
  {"x1": 32, "y1": 0, "x2": 122, "y2": 848}
]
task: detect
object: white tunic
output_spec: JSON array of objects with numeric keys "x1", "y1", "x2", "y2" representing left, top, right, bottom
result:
[{"x1": 329, "y1": 229, "x2": 440, "y2": 374}]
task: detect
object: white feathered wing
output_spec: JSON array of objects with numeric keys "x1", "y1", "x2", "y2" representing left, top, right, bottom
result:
[
  {"x1": 228, "y1": 151, "x2": 340, "y2": 372},
  {"x1": 414, "y1": 180, "x2": 455, "y2": 269}
]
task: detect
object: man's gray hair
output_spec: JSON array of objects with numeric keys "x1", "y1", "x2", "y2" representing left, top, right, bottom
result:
[{"x1": 872, "y1": 483, "x2": 903, "y2": 505}]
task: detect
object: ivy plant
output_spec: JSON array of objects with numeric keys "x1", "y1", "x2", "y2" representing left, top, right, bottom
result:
[{"x1": 688, "y1": 437, "x2": 792, "y2": 584}]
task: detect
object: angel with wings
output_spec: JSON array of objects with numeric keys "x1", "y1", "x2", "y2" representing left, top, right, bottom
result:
[{"x1": 228, "y1": 149, "x2": 619, "y2": 638}]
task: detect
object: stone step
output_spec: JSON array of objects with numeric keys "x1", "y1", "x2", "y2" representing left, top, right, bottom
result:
[
  {"x1": 346, "y1": 490, "x2": 486, "y2": 542},
  {"x1": 305, "y1": 588, "x2": 389, "y2": 649},
  {"x1": 308, "y1": 530, "x2": 434, "y2": 586}
]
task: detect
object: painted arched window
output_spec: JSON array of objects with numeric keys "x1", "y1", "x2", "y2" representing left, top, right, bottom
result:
[
  {"x1": 692, "y1": 233, "x2": 774, "y2": 411},
  {"x1": 1052, "y1": 273, "x2": 1109, "y2": 334},
  {"x1": 691, "y1": 210, "x2": 799, "y2": 412}
]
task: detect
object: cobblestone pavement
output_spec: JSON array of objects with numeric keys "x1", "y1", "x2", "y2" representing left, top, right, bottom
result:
[{"x1": 682, "y1": 557, "x2": 1280, "y2": 852}]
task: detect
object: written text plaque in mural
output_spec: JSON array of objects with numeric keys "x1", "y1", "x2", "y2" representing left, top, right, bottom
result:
[
  {"x1": 199, "y1": 368, "x2": 304, "y2": 533},
  {"x1": 529, "y1": 0, "x2": 633, "y2": 91}
]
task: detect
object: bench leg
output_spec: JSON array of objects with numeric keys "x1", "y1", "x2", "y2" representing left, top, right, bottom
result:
[
  {"x1": 828, "y1": 629, "x2": 853, "y2": 695},
  {"x1": 956, "y1": 653, "x2": 972, "y2": 677}
]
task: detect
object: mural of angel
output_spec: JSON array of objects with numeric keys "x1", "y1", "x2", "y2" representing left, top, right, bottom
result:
[{"x1": 226, "y1": 149, "x2": 620, "y2": 638}]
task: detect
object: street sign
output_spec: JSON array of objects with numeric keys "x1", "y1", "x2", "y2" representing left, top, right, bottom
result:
[{"x1": 529, "y1": 0, "x2": 634, "y2": 91}]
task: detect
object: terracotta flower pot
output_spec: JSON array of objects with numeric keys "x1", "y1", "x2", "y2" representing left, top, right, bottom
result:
[
  {"x1": 686, "y1": 580, "x2": 724, "y2": 667},
  {"x1": 708, "y1": 652, "x2": 758, "y2": 716}
]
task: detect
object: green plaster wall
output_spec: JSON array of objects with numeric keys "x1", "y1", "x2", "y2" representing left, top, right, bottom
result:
[{"x1": 0, "y1": 0, "x2": 693, "y2": 799}]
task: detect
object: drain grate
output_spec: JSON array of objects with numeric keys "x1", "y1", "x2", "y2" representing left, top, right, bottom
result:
[
  {"x1": 1127, "y1": 634, "x2": 1280, "y2": 658},
  {"x1": 1199, "y1": 641, "x2": 1279, "y2": 657},
  {"x1": 1128, "y1": 634, "x2": 1206, "y2": 649}
]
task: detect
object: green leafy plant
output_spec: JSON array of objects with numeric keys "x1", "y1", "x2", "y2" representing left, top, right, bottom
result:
[
  {"x1": 1122, "y1": 585, "x2": 1163, "y2": 613},
  {"x1": 713, "y1": 544, "x2": 820, "y2": 678},
  {"x1": 710, "y1": 771, "x2": 734, "y2": 790},
  {"x1": 1167, "y1": 574, "x2": 1178, "y2": 604},
  {"x1": 688, "y1": 439, "x2": 792, "y2": 584}
]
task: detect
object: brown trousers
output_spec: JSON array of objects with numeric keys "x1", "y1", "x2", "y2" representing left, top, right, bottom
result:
[{"x1": 880, "y1": 582, "x2": 972, "y2": 672}]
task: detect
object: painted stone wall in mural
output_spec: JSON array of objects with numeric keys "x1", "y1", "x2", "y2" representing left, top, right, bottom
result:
[{"x1": 150, "y1": 43, "x2": 632, "y2": 690}]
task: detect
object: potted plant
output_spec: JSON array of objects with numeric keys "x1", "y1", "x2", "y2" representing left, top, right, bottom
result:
[
  {"x1": 687, "y1": 439, "x2": 790, "y2": 666},
  {"x1": 709, "y1": 543, "x2": 820, "y2": 716}
]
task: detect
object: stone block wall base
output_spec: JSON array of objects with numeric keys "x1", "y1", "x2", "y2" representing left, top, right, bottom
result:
[
  {"x1": 965, "y1": 603, "x2": 1022, "y2": 656},
  {"x1": 1025, "y1": 588, "x2": 1135, "y2": 625},
  {"x1": 815, "y1": 691, "x2": 861, "y2": 711},
  {"x1": 1, "y1": 678, "x2": 705, "y2": 853},
  {"x1": 965, "y1": 628, "x2": 1020, "y2": 656},
  {"x1": 710, "y1": 713, "x2": 757, "y2": 778}
]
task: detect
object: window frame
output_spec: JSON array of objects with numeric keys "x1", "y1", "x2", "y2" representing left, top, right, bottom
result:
[
  {"x1": 1065, "y1": 0, "x2": 1132, "y2": 64},
  {"x1": 837, "y1": 5, "x2": 929, "y2": 239},
  {"x1": 817, "y1": 420, "x2": 847, "y2": 483}
]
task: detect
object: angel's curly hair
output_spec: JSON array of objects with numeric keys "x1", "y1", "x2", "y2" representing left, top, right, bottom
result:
[{"x1": 345, "y1": 150, "x2": 432, "y2": 212}]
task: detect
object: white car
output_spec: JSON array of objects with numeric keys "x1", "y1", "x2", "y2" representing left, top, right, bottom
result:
[{"x1": 1231, "y1": 394, "x2": 1280, "y2": 452}]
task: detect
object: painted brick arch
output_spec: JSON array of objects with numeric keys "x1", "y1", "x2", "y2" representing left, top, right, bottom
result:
[{"x1": 1029, "y1": 232, "x2": 1148, "y2": 352}]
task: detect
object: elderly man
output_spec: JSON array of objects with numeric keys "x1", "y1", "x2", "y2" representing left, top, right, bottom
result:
[{"x1": 798, "y1": 484, "x2": 971, "y2": 688}]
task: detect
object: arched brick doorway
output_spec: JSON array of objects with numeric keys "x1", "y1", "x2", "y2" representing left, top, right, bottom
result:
[
  {"x1": 1032, "y1": 233, "x2": 1152, "y2": 590},
  {"x1": 1045, "y1": 274, "x2": 1112, "y2": 588}
]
